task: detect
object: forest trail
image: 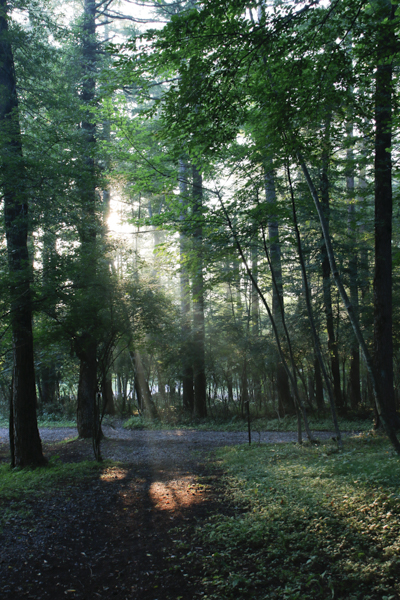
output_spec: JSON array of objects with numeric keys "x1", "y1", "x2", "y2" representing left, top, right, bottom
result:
[
  {"x1": 1, "y1": 423, "x2": 346, "y2": 463},
  {"x1": 0, "y1": 424, "x2": 346, "y2": 600}
]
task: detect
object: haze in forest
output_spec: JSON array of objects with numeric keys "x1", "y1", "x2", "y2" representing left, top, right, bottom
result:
[{"x1": 0, "y1": 0, "x2": 400, "y2": 467}]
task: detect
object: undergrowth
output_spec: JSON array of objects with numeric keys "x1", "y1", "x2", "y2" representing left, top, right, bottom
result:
[
  {"x1": 175, "y1": 432, "x2": 400, "y2": 600},
  {"x1": 123, "y1": 413, "x2": 372, "y2": 433}
]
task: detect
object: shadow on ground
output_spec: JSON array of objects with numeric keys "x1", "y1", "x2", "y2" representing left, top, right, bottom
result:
[{"x1": 0, "y1": 440, "x2": 226, "y2": 600}]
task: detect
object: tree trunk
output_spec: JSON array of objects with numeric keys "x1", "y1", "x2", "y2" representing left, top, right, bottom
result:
[
  {"x1": 374, "y1": 1, "x2": 400, "y2": 429},
  {"x1": 76, "y1": 336, "x2": 97, "y2": 438},
  {"x1": 347, "y1": 121, "x2": 362, "y2": 410},
  {"x1": 251, "y1": 242, "x2": 262, "y2": 408},
  {"x1": 320, "y1": 120, "x2": 343, "y2": 411},
  {"x1": 179, "y1": 158, "x2": 194, "y2": 412},
  {"x1": 76, "y1": 0, "x2": 99, "y2": 436},
  {"x1": 132, "y1": 351, "x2": 158, "y2": 419},
  {"x1": 264, "y1": 159, "x2": 294, "y2": 414},
  {"x1": 102, "y1": 377, "x2": 115, "y2": 415},
  {"x1": 226, "y1": 370, "x2": 233, "y2": 405},
  {"x1": 153, "y1": 363, "x2": 165, "y2": 405},
  {"x1": 192, "y1": 164, "x2": 207, "y2": 417},
  {"x1": 0, "y1": 1, "x2": 46, "y2": 467}
]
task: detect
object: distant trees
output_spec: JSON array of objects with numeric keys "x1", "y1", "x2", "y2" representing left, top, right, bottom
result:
[
  {"x1": 111, "y1": 0, "x2": 400, "y2": 446},
  {"x1": 2, "y1": 0, "x2": 400, "y2": 460}
]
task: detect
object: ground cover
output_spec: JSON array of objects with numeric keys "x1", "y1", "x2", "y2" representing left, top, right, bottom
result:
[
  {"x1": 0, "y1": 409, "x2": 373, "y2": 432},
  {"x1": 0, "y1": 427, "x2": 398, "y2": 600},
  {"x1": 179, "y1": 432, "x2": 400, "y2": 600},
  {"x1": 124, "y1": 412, "x2": 373, "y2": 433},
  {"x1": 0, "y1": 417, "x2": 76, "y2": 429}
]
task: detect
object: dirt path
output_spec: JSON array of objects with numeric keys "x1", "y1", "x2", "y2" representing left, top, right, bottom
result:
[
  {"x1": 0, "y1": 424, "x2": 344, "y2": 463},
  {"x1": 0, "y1": 425, "x2": 348, "y2": 600}
]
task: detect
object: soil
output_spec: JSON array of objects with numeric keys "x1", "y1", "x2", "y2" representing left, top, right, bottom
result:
[{"x1": 0, "y1": 424, "x2": 345, "y2": 600}]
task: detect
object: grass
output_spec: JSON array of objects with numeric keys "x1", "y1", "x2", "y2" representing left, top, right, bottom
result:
[
  {"x1": 175, "y1": 431, "x2": 400, "y2": 600},
  {"x1": 1, "y1": 416, "x2": 398, "y2": 598},
  {"x1": 0, "y1": 458, "x2": 104, "y2": 499},
  {"x1": 0, "y1": 416, "x2": 76, "y2": 428},
  {"x1": 0, "y1": 456, "x2": 110, "y2": 533},
  {"x1": 123, "y1": 412, "x2": 373, "y2": 433},
  {"x1": 0, "y1": 408, "x2": 374, "y2": 432},
  {"x1": 0, "y1": 414, "x2": 124, "y2": 429}
]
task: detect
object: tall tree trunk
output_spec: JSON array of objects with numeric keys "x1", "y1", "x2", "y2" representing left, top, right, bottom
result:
[
  {"x1": 0, "y1": 1, "x2": 46, "y2": 467},
  {"x1": 76, "y1": 0, "x2": 98, "y2": 437},
  {"x1": 179, "y1": 158, "x2": 194, "y2": 412},
  {"x1": 347, "y1": 123, "x2": 362, "y2": 409},
  {"x1": 320, "y1": 118, "x2": 343, "y2": 410},
  {"x1": 156, "y1": 363, "x2": 167, "y2": 405},
  {"x1": 40, "y1": 229, "x2": 58, "y2": 405},
  {"x1": 374, "y1": 1, "x2": 400, "y2": 428},
  {"x1": 251, "y1": 242, "x2": 262, "y2": 408},
  {"x1": 192, "y1": 164, "x2": 207, "y2": 417},
  {"x1": 40, "y1": 365, "x2": 58, "y2": 405},
  {"x1": 264, "y1": 159, "x2": 294, "y2": 414},
  {"x1": 226, "y1": 369, "x2": 234, "y2": 405}
]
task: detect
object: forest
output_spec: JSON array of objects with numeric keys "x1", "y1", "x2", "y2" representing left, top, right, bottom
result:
[
  {"x1": 1, "y1": 1, "x2": 400, "y2": 599},
  {"x1": 1, "y1": 0, "x2": 400, "y2": 463}
]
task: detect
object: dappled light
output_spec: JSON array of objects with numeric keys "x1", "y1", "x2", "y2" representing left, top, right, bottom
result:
[
  {"x1": 148, "y1": 477, "x2": 206, "y2": 511},
  {"x1": 100, "y1": 466, "x2": 129, "y2": 482}
]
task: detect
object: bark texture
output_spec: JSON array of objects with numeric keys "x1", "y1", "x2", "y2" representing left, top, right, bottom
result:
[
  {"x1": 373, "y1": 1, "x2": 400, "y2": 428},
  {"x1": 76, "y1": 337, "x2": 97, "y2": 438},
  {"x1": 76, "y1": 0, "x2": 99, "y2": 436},
  {"x1": 0, "y1": 0, "x2": 45, "y2": 467}
]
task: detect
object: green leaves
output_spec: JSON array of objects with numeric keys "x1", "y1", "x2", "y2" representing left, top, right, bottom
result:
[{"x1": 186, "y1": 435, "x2": 400, "y2": 599}]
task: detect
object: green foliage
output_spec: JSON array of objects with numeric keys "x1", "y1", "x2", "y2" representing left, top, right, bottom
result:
[
  {"x1": 36, "y1": 415, "x2": 76, "y2": 428},
  {"x1": 123, "y1": 413, "x2": 374, "y2": 433},
  {"x1": 259, "y1": 415, "x2": 374, "y2": 433},
  {"x1": 185, "y1": 434, "x2": 400, "y2": 599}
]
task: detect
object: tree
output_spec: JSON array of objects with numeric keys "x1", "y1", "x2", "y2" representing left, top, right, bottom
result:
[
  {"x1": 264, "y1": 159, "x2": 294, "y2": 415},
  {"x1": 0, "y1": 0, "x2": 46, "y2": 467},
  {"x1": 179, "y1": 157, "x2": 194, "y2": 412},
  {"x1": 112, "y1": 0, "x2": 400, "y2": 447},
  {"x1": 373, "y1": 0, "x2": 399, "y2": 428},
  {"x1": 191, "y1": 163, "x2": 207, "y2": 417},
  {"x1": 75, "y1": 0, "x2": 99, "y2": 438}
]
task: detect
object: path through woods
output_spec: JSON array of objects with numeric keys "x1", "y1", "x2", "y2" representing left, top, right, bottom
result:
[{"x1": 0, "y1": 425, "x2": 345, "y2": 599}]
